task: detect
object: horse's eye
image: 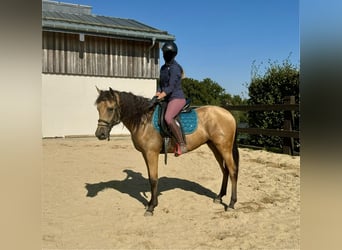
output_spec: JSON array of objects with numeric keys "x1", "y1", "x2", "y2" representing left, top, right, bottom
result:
[{"x1": 107, "y1": 108, "x2": 114, "y2": 113}]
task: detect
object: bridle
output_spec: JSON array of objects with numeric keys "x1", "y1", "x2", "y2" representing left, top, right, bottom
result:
[{"x1": 97, "y1": 107, "x2": 121, "y2": 141}]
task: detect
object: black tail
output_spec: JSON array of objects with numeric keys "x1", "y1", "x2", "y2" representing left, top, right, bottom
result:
[{"x1": 233, "y1": 128, "x2": 240, "y2": 177}]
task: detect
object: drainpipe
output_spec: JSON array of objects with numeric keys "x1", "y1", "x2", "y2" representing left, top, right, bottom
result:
[
  {"x1": 148, "y1": 37, "x2": 156, "y2": 50},
  {"x1": 145, "y1": 37, "x2": 156, "y2": 63}
]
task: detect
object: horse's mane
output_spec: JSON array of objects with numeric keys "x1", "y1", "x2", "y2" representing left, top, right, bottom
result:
[
  {"x1": 96, "y1": 89, "x2": 153, "y2": 130},
  {"x1": 118, "y1": 91, "x2": 153, "y2": 129}
]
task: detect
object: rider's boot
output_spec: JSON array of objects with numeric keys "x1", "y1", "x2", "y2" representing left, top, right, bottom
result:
[{"x1": 168, "y1": 119, "x2": 187, "y2": 156}]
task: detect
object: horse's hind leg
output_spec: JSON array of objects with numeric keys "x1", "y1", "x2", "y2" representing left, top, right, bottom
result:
[
  {"x1": 223, "y1": 150, "x2": 238, "y2": 209},
  {"x1": 207, "y1": 142, "x2": 229, "y2": 204},
  {"x1": 208, "y1": 141, "x2": 238, "y2": 209}
]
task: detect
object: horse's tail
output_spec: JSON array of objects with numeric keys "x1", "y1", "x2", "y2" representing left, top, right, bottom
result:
[{"x1": 232, "y1": 128, "x2": 240, "y2": 176}]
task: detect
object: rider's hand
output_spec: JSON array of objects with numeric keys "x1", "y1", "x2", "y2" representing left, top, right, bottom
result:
[{"x1": 157, "y1": 91, "x2": 167, "y2": 99}]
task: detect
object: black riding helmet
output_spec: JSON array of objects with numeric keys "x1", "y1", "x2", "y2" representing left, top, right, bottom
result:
[{"x1": 162, "y1": 41, "x2": 178, "y2": 63}]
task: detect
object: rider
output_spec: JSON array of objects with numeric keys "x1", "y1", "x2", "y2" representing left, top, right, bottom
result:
[{"x1": 154, "y1": 41, "x2": 187, "y2": 156}]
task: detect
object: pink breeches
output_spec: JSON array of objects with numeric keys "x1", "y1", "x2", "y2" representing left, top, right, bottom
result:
[{"x1": 164, "y1": 98, "x2": 186, "y2": 125}]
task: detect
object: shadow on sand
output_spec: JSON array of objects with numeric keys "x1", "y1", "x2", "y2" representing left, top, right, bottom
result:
[{"x1": 85, "y1": 169, "x2": 218, "y2": 207}]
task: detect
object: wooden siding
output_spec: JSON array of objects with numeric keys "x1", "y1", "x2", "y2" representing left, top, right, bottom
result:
[{"x1": 42, "y1": 31, "x2": 160, "y2": 78}]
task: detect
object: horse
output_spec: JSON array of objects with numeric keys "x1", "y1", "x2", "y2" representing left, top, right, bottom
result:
[{"x1": 95, "y1": 87, "x2": 239, "y2": 216}]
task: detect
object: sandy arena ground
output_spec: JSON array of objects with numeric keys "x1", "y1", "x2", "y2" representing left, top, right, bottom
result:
[{"x1": 42, "y1": 136, "x2": 300, "y2": 249}]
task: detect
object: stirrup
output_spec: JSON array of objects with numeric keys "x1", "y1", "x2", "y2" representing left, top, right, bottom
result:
[{"x1": 174, "y1": 143, "x2": 187, "y2": 157}]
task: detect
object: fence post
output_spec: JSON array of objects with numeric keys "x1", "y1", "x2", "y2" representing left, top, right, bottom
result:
[{"x1": 283, "y1": 96, "x2": 295, "y2": 155}]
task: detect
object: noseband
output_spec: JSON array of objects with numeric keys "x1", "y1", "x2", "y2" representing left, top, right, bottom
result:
[
  {"x1": 96, "y1": 90, "x2": 122, "y2": 141},
  {"x1": 97, "y1": 114, "x2": 121, "y2": 141}
]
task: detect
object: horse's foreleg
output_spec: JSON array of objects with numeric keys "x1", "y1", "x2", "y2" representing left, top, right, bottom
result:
[{"x1": 142, "y1": 151, "x2": 159, "y2": 216}]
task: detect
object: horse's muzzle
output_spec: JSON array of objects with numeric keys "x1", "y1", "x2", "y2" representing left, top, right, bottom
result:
[{"x1": 95, "y1": 126, "x2": 108, "y2": 140}]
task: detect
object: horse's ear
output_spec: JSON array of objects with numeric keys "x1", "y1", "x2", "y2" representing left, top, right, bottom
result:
[
  {"x1": 109, "y1": 87, "x2": 115, "y2": 96},
  {"x1": 95, "y1": 86, "x2": 101, "y2": 94}
]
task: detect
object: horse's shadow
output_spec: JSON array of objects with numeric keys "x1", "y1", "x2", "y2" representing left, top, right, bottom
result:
[{"x1": 85, "y1": 169, "x2": 218, "y2": 207}]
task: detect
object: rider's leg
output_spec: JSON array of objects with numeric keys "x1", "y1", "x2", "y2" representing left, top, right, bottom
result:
[{"x1": 165, "y1": 99, "x2": 187, "y2": 156}]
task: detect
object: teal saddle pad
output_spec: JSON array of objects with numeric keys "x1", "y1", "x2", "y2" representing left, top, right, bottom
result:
[{"x1": 152, "y1": 105, "x2": 198, "y2": 134}]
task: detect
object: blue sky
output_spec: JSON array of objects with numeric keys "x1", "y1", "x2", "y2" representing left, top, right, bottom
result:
[{"x1": 61, "y1": 0, "x2": 299, "y2": 97}]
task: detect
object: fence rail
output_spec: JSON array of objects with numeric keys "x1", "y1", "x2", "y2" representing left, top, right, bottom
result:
[
  {"x1": 224, "y1": 104, "x2": 299, "y2": 112},
  {"x1": 222, "y1": 96, "x2": 299, "y2": 155}
]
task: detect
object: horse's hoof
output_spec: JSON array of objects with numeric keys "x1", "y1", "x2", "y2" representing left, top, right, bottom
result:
[
  {"x1": 213, "y1": 197, "x2": 222, "y2": 204},
  {"x1": 225, "y1": 204, "x2": 235, "y2": 211},
  {"x1": 144, "y1": 210, "x2": 153, "y2": 216}
]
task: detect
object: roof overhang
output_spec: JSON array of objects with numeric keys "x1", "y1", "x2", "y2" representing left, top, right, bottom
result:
[{"x1": 42, "y1": 19, "x2": 175, "y2": 43}]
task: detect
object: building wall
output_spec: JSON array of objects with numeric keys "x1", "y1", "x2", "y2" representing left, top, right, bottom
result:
[
  {"x1": 42, "y1": 74, "x2": 156, "y2": 137},
  {"x1": 42, "y1": 31, "x2": 160, "y2": 78}
]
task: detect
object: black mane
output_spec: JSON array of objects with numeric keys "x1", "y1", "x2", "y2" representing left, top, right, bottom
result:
[{"x1": 96, "y1": 89, "x2": 153, "y2": 130}]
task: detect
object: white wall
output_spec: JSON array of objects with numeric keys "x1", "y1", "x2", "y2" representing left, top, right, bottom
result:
[{"x1": 42, "y1": 74, "x2": 156, "y2": 137}]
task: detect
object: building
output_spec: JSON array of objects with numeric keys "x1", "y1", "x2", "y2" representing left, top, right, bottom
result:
[{"x1": 42, "y1": 0, "x2": 175, "y2": 137}]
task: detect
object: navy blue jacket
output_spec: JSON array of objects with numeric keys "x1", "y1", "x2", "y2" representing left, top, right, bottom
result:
[{"x1": 158, "y1": 59, "x2": 185, "y2": 100}]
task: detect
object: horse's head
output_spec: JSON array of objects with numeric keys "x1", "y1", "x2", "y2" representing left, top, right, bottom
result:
[{"x1": 95, "y1": 87, "x2": 121, "y2": 140}]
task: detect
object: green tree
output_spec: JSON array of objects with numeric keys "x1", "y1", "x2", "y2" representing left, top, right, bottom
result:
[
  {"x1": 182, "y1": 77, "x2": 226, "y2": 105},
  {"x1": 246, "y1": 59, "x2": 300, "y2": 152},
  {"x1": 182, "y1": 77, "x2": 248, "y2": 123}
]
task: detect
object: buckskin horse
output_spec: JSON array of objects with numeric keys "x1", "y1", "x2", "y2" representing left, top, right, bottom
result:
[{"x1": 95, "y1": 87, "x2": 239, "y2": 216}]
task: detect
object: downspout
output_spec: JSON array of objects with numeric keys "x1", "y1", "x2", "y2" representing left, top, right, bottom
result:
[
  {"x1": 145, "y1": 37, "x2": 156, "y2": 63},
  {"x1": 148, "y1": 37, "x2": 156, "y2": 50}
]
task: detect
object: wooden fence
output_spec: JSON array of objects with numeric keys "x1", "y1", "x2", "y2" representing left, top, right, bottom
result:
[{"x1": 223, "y1": 96, "x2": 299, "y2": 155}]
